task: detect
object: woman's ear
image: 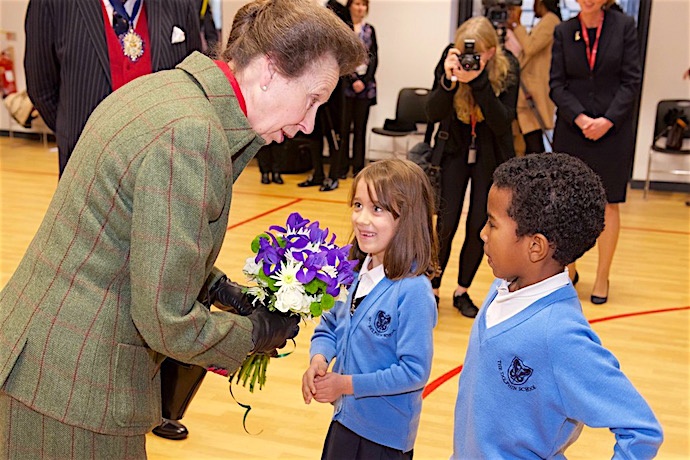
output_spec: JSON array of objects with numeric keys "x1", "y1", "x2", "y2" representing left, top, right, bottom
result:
[
  {"x1": 485, "y1": 47, "x2": 497, "y2": 61},
  {"x1": 527, "y1": 233, "x2": 552, "y2": 263},
  {"x1": 258, "y1": 54, "x2": 275, "y2": 90}
]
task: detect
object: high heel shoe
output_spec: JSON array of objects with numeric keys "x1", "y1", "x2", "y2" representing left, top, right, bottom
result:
[
  {"x1": 590, "y1": 281, "x2": 609, "y2": 305},
  {"x1": 272, "y1": 172, "x2": 284, "y2": 184},
  {"x1": 260, "y1": 173, "x2": 270, "y2": 184}
]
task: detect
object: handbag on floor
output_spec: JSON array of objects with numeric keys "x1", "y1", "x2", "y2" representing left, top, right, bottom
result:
[{"x1": 160, "y1": 358, "x2": 207, "y2": 421}]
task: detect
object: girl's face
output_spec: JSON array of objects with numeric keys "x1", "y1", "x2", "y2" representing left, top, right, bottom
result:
[
  {"x1": 576, "y1": 0, "x2": 608, "y2": 17},
  {"x1": 480, "y1": 186, "x2": 531, "y2": 282},
  {"x1": 349, "y1": 0, "x2": 368, "y2": 23},
  {"x1": 351, "y1": 179, "x2": 398, "y2": 269},
  {"x1": 250, "y1": 55, "x2": 339, "y2": 144}
]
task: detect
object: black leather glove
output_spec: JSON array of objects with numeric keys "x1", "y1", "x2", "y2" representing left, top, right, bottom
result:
[
  {"x1": 246, "y1": 306, "x2": 300, "y2": 355},
  {"x1": 208, "y1": 276, "x2": 256, "y2": 316}
]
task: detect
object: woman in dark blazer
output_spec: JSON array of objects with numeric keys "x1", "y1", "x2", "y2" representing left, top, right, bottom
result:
[
  {"x1": 550, "y1": 0, "x2": 641, "y2": 304},
  {"x1": 426, "y1": 16, "x2": 518, "y2": 318}
]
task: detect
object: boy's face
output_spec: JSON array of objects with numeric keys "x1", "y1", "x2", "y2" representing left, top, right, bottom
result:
[{"x1": 480, "y1": 186, "x2": 532, "y2": 281}]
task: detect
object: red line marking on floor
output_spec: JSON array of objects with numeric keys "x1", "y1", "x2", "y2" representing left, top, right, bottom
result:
[
  {"x1": 422, "y1": 305, "x2": 690, "y2": 399},
  {"x1": 227, "y1": 198, "x2": 303, "y2": 230}
]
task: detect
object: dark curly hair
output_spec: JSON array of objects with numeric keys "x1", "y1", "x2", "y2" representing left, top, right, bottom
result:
[{"x1": 492, "y1": 153, "x2": 606, "y2": 266}]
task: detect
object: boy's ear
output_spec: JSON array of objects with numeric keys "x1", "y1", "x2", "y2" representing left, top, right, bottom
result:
[{"x1": 527, "y1": 233, "x2": 552, "y2": 263}]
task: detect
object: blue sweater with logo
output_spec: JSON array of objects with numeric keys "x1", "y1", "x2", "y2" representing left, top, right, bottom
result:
[
  {"x1": 310, "y1": 274, "x2": 437, "y2": 452},
  {"x1": 453, "y1": 280, "x2": 663, "y2": 459}
]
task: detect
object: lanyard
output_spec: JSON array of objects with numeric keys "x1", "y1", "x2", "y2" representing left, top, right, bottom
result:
[
  {"x1": 110, "y1": 0, "x2": 142, "y2": 27},
  {"x1": 578, "y1": 11, "x2": 604, "y2": 72}
]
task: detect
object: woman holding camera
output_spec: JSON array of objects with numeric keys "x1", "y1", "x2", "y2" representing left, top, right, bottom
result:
[
  {"x1": 550, "y1": 0, "x2": 641, "y2": 304},
  {"x1": 427, "y1": 16, "x2": 518, "y2": 317}
]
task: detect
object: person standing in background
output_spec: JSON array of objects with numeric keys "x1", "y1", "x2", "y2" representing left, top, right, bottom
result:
[
  {"x1": 550, "y1": 0, "x2": 641, "y2": 304},
  {"x1": 504, "y1": 0, "x2": 561, "y2": 154},
  {"x1": 24, "y1": 0, "x2": 202, "y2": 178},
  {"x1": 337, "y1": 0, "x2": 377, "y2": 179},
  {"x1": 426, "y1": 17, "x2": 518, "y2": 318}
]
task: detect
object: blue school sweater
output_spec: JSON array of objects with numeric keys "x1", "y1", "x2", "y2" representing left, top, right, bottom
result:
[
  {"x1": 311, "y1": 274, "x2": 437, "y2": 452},
  {"x1": 453, "y1": 280, "x2": 663, "y2": 459}
]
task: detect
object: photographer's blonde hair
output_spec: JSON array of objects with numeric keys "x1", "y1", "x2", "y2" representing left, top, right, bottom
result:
[{"x1": 453, "y1": 16, "x2": 512, "y2": 123}]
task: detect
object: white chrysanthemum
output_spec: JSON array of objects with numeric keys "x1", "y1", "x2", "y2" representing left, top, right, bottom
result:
[
  {"x1": 243, "y1": 256, "x2": 261, "y2": 278},
  {"x1": 246, "y1": 286, "x2": 268, "y2": 305},
  {"x1": 272, "y1": 260, "x2": 302, "y2": 289},
  {"x1": 274, "y1": 285, "x2": 309, "y2": 313}
]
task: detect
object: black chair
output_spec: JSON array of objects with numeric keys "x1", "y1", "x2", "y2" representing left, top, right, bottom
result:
[
  {"x1": 366, "y1": 87, "x2": 430, "y2": 160},
  {"x1": 644, "y1": 99, "x2": 690, "y2": 198}
]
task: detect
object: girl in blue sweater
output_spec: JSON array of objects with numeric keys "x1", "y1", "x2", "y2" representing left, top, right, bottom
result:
[
  {"x1": 453, "y1": 153, "x2": 663, "y2": 458},
  {"x1": 302, "y1": 159, "x2": 439, "y2": 459}
]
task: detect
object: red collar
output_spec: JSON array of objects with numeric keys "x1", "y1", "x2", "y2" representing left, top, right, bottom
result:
[{"x1": 214, "y1": 60, "x2": 247, "y2": 116}]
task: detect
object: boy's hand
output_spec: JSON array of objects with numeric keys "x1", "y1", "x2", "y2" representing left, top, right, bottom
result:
[
  {"x1": 313, "y1": 373, "x2": 353, "y2": 403},
  {"x1": 302, "y1": 355, "x2": 328, "y2": 404}
]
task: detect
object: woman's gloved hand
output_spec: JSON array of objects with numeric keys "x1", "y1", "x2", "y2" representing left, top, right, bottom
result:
[
  {"x1": 208, "y1": 276, "x2": 256, "y2": 315},
  {"x1": 246, "y1": 306, "x2": 300, "y2": 355}
]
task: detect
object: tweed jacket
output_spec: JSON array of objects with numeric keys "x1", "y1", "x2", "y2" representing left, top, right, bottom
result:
[
  {"x1": 24, "y1": 0, "x2": 202, "y2": 174},
  {"x1": 512, "y1": 12, "x2": 560, "y2": 133},
  {"x1": 0, "y1": 52, "x2": 264, "y2": 436}
]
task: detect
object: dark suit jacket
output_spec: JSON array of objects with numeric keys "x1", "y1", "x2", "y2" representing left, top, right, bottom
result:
[
  {"x1": 0, "y1": 52, "x2": 263, "y2": 436},
  {"x1": 549, "y1": 9, "x2": 641, "y2": 201},
  {"x1": 24, "y1": 0, "x2": 202, "y2": 175}
]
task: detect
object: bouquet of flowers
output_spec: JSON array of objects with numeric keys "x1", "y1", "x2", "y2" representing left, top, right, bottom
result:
[{"x1": 232, "y1": 212, "x2": 357, "y2": 393}]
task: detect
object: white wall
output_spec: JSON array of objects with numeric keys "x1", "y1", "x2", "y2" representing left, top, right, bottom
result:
[
  {"x1": 633, "y1": 0, "x2": 690, "y2": 184},
  {"x1": 0, "y1": 0, "x2": 31, "y2": 134}
]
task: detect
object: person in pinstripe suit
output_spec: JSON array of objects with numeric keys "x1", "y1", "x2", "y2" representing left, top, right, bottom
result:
[
  {"x1": 24, "y1": 0, "x2": 203, "y2": 178},
  {"x1": 1, "y1": 1, "x2": 365, "y2": 458}
]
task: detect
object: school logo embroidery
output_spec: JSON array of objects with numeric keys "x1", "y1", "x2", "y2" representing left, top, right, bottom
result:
[
  {"x1": 368, "y1": 310, "x2": 393, "y2": 337},
  {"x1": 497, "y1": 357, "x2": 536, "y2": 392}
]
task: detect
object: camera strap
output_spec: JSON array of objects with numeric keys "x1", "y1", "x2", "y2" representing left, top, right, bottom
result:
[{"x1": 578, "y1": 11, "x2": 604, "y2": 72}]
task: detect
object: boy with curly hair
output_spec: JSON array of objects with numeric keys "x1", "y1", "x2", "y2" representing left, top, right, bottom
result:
[{"x1": 452, "y1": 153, "x2": 663, "y2": 458}]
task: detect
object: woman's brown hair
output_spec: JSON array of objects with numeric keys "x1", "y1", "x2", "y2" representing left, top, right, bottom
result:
[
  {"x1": 221, "y1": 0, "x2": 366, "y2": 78},
  {"x1": 348, "y1": 160, "x2": 440, "y2": 280},
  {"x1": 453, "y1": 16, "x2": 513, "y2": 123}
]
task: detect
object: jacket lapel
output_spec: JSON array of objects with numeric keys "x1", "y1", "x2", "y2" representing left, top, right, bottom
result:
[{"x1": 77, "y1": 0, "x2": 111, "y2": 87}]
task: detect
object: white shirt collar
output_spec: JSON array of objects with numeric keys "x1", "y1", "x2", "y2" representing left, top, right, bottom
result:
[
  {"x1": 355, "y1": 254, "x2": 386, "y2": 299},
  {"x1": 485, "y1": 269, "x2": 572, "y2": 328}
]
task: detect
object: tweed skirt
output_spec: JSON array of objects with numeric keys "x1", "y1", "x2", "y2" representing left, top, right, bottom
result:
[{"x1": 0, "y1": 391, "x2": 146, "y2": 460}]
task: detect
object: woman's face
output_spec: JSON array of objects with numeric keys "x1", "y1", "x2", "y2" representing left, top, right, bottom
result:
[
  {"x1": 349, "y1": 0, "x2": 368, "y2": 23},
  {"x1": 576, "y1": 0, "x2": 608, "y2": 17},
  {"x1": 251, "y1": 55, "x2": 339, "y2": 144}
]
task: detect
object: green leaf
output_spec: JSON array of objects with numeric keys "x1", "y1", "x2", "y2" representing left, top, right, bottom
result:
[{"x1": 250, "y1": 233, "x2": 270, "y2": 253}]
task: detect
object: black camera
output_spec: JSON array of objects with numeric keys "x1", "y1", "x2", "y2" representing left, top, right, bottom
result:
[
  {"x1": 459, "y1": 39, "x2": 481, "y2": 71},
  {"x1": 482, "y1": 0, "x2": 522, "y2": 28}
]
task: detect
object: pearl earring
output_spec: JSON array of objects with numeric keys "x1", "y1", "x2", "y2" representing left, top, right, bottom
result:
[{"x1": 261, "y1": 85, "x2": 268, "y2": 91}]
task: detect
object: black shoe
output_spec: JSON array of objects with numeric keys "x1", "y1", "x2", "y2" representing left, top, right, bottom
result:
[
  {"x1": 272, "y1": 172, "x2": 284, "y2": 184},
  {"x1": 320, "y1": 178, "x2": 339, "y2": 192},
  {"x1": 453, "y1": 292, "x2": 478, "y2": 318},
  {"x1": 261, "y1": 173, "x2": 270, "y2": 185},
  {"x1": 434, "y1": 295, "x2": 440, "y2": 308},
  {"x1": 591, "y1": 281, "x2": 609, "y2": 305},
  {"x1": 152, "y1": 419, "x2": 188, "y2": 440},
  {"x1": 298, "y1": 177, "x2": 323, "y2": 187},
  {"x1": 572, "y1": 271, "x2": 579, "y2": 286}
]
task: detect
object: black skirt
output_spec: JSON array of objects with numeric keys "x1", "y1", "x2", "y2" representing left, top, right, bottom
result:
[{"x1": 321, "y1": 421, "x2": 413, "y2": 460}]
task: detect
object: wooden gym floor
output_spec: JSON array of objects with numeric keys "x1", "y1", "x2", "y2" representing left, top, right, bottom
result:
[{"x1": 0, "y1": 136, "x2": 688, "y2": 459}]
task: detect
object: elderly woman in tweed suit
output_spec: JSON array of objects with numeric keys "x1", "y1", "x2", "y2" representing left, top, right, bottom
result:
[{"x1": 0, "y1": 0, "x2": 366, "y2": 458}]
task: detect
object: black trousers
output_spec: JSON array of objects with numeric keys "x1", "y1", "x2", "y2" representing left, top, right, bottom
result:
[
  {"x1": 339, "y1": 97, "x2": 372, "y2": 177},
  {"x1": 522, "y1": 129, "x2": 546, "y2": 154},
  {"x1": 431, "y1": 153, "x2": 492, "y2": 290},
  {"x1": 256, "y1": 143, "x2": 286, "y2": 174},
  {"x1": 308, "y1": 84, "x2": 344, "y2": 182}
]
